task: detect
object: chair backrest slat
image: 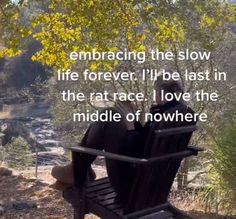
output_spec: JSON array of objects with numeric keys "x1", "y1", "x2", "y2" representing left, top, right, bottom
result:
[
  {"x1": 125, "y1": 104, "x2": 197, "y2": 213},
  {"x1": 155, "y1": 125, "x2": 197, "y2": 137}
]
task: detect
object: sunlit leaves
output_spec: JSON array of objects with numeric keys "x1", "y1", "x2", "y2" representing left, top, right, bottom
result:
[
  {"x1": 29, "y1": 0, "x2": 145, "y2": 69},
  {"x1": 0, "y1": 0, "x2": 236, "y2": 70}
]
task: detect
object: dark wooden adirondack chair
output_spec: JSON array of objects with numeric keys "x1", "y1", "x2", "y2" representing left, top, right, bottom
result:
[{"x1": 63, "y1": 118, "x2": 202, "y2": 219}]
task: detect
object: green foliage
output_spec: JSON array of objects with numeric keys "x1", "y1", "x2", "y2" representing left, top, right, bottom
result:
[
  {"x1": 0, "y1": 137, "x2": 33, "y2": 170},
  {"x1": 215, "y1": 126, "x2": 236, "y2": 191},
  {"x1": 201, "y1": 122, "x2": 236, "y2": 214}
]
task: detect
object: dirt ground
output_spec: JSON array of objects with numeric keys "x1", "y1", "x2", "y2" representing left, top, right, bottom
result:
[
  {"x1": 0, "y1": 170, "x2": 96, "y2": 219},
  {"x1": 0, "y1": 167, "x2": 235, "y2": 219}
]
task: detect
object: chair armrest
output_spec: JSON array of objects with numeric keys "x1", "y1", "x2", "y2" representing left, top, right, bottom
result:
[
  {"x1": 155, "y1": 125, "x2": 197, "y2": 137},
  {"x1": 187, "y1": 145, "x2": 204, "y2": 155},
  {"x1": 69, "y1": 146, "x2": 148, "y2": 164},
  {"x1": 147, "y1": 146, "x2": 203, "y2": 164},
  {"x1": 68, "y1": 145, "x2": 203, "y2": 165}
]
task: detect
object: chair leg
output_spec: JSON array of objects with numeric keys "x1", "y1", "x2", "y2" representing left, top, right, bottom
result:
[
  {"x1": 74, "y1": 204, "x2": 85, "y2": 219},
  {"x1": 72, "y1": 188, "x2": 86, "y2": 219},
  {"x1": 168, "y1": 203, "x2": 191, "y2": 219}
]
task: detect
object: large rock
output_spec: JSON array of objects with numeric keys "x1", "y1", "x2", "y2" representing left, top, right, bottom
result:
[
  {"x1": 0, "y1": 102, "x2": 50, "y2": 120},
  {"x1": 0, "y1": 167, "x2": 12, "y2": 177}
]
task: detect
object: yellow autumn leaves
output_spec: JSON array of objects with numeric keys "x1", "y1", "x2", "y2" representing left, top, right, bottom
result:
[{"x1": 0, "y1": 0, "x2": 235, "y2": 71}]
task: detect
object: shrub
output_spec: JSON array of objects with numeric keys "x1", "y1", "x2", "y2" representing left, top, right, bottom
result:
[
  {"x1": 1, "y1": 137, "x2": 33, "y2": 170},
  {"x1": 202, "y1": 124, "x2": 236, "y2": 215}
]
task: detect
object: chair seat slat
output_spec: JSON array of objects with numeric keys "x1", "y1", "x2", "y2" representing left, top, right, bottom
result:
[
  {"x1": 138, "y1": 211, "x2": 173, "y2": 219},
  {"x1": 95, "y1": 192, "x2": 117, "y2": 201},
  {"x1": 87, "y1": 177, "x2": 110, "y2": 188},
  {"x1": 86, "y1": 187, "x2": 115, "y2": 198},
  {"x1": 87, "y1": 182, "x2": 111, "y2": 192},
  {"x1": 100, "y1": 197, "x2": 121, "y2": 206}
]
